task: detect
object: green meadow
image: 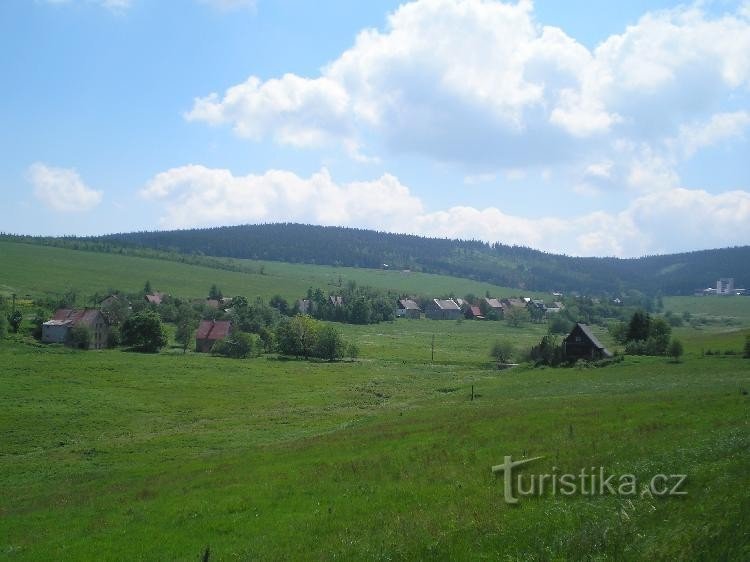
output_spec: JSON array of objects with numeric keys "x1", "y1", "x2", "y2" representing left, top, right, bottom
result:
[
  {"x1": 1, "y1": 241, "x2": 749, "y2": 560},
  {"x1": 0, "y1": 241, "x2": 538, "y2": 302}
]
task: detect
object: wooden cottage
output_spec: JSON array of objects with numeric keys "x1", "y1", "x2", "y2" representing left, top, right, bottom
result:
[{"x1": 562, "y1": 323, "x2": 613, "y2": 361}]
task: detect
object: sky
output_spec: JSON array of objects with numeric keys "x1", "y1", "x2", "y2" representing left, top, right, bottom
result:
[{"x1": 1, "y1": 0, "x2": 749, "y2": 257}]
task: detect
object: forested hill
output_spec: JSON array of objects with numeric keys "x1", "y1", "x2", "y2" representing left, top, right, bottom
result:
[{"x1": 5, "y1": 223, "x2": 750, "y2": 295}]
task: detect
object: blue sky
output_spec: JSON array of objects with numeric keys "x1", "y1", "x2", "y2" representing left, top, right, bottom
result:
[{"x1": 1, "y1": 0, "x2": 749, "y2": 257}]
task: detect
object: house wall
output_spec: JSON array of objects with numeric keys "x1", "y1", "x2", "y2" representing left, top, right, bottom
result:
[
  {"x1": 425, "y1": 306, "x2": 461, "y2": 320},
  {"x1": 42, "y1": 324, "x2": 70, "y2": 344},
  {"x1": 196, "y1": 338, "x2": 216, "y2": 353}
]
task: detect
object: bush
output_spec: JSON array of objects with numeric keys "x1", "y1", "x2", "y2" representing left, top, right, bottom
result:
[
  {"x1": 668, "y1": 339, "x2": 684, "y2": 362},
  {"x1": 276, "y1": 315, "x2": 351, "y2": 361},
  {"x1": 505, "y1": 306, "x2": 529, "y2": 328},
  {"x1": 549, "y1": 316, "x2": 573, "y2": 335},
  {"x1": 121, "y1": 311, "x2": 168, "y2": 352},
  {"x1": 315, "y1": 324, "x2": 346, "y2": 361},
  {"x1": 0, "y1": 314, "x2": 7, "y2": 340},
  {"x1": 490, "y1": 340, "x2": 514, "y2": 363},
  {"x1": 212, "y1": 332, "x2": 259, "y2": 359},
  {"x1": 69, "y1": 325, "x2": 92, "y2": 349}
]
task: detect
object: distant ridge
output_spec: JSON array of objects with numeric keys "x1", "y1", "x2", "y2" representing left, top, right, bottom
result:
[{"x1": 4, "y1": 223, "x2": 749, "y2": 295}]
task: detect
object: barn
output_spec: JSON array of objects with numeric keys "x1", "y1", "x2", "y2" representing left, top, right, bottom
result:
[
  {"x1": 195, "y1": 320, "x2": 232, "y2": 353},
  {"x1": 425, "y1": 299, "x2": 462, "y2": 320},
  {"x1": 42, "y1": 309, "x2": 109, "y2": 349},
  {"x1": 396, "y1": 298, "x2": 421, "y2": 319},
  {"x1": 563, "y1": 323, "x2": 613, "y2": 360}
]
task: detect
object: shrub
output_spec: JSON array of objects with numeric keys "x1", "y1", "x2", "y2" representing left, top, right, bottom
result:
[
  {"x1": 490, "y1": 340, "x2": 514, "y2": 363},
  {"x1": 69, "y1": 325, "x2": 92, "y2": 350},
  {"x1": 315, "y1": 324, "x2": 346, "y2": 362},
  {"x1": 121, "y1": 311, "x2": 168, "y2": 353},
  {"x1": 668, "y1": 339, "x2": 684, "y2": 363},
  {"x1": 212, "y1": 332, "x2": 259, "y2": 359}
]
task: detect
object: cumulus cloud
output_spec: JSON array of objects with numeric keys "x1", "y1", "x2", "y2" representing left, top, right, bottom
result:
[
  {"x1": 141, "y1": 165, "x2": 750, "y2": 257},
  {"x1": 140, "y1": 165, "x2": 422, "y2": 230},
  {"x1": 186, "y1": 0, "x2": 750, "y2": 180},
  {"x1": 28, "y1": 163, "x2": 103, "y2": 212}
]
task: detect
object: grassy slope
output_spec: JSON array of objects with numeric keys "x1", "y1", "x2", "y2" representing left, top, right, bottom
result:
[
  {"x1": 0, "y1": 241, "x2": 541, "y2": 302},
  {"x1": 1, "y1": 334, "x2": 748, "y2": 561}
]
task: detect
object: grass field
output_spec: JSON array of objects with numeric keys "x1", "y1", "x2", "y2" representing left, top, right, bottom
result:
[
  {"x1": 0, "y1": 241, "x2": 540, "y2": 303},
  {"x1": 1, "y1": 330, "x2": 748, "y2": 560},
  {"x1": 1, "y1": 242, "x2": 750, "y2": 560}
]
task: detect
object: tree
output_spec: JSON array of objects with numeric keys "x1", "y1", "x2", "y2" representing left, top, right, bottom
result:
[
  {"x1": 143, "y1": 280, "x2": 152, "y2": 295},
  {"x1": 744, "y1": 334, "x2": 750, "y2": 359},
  {"x1": 347, "y1": 342, "x2": 359, "y2": 361},
  {"x1": 276, "y1": 315, "x2": 320, "y2": 359},
  {"x1": 646, "y1": 317, "x2": 672, "y2": 355},
  {"x1": 69, "y1": 325, "x2": 91, "y2": 350},
  {"x1": 315, "y1": 324, "x2": 345, "y2": 362},
  {"x1": 175, "y1": 305, "x2": 198, "y2": 354},
  {"x1": 490, "y1": 340, "x2": 514, "y2": 363},
  {"x1": 208, "y1": 284, "x2": 223, "y2": 300},
  {"x1": 505, "y1": 306, "x2": 528, "y2": 328},
  {"x1": 121, "y1": 311, "x2": 168, "y2": 352},
  {"x1": 269, "y1": 295, "x2": 289, "y2": 315},
  {"x1": 212, "y1": 332, "x2": 258, "y2": 359},
  {"x1": 668, "y1": 339, "x2": 684, "y2": 363},
  {"x1": 0, "y1": 314, "x2": 7, "y2": 341},
  {"x1": 626, "y1": 311, "x2": 651, "y2": 342},
  {"x1": 8, "y1": 310, "x2": 23, "y2": 333}
]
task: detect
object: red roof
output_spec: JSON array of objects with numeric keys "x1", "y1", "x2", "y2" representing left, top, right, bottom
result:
[
  {"x1": 196, "y1": 320, "x2": 231, "y2": 341},
  {"x1": 51, "y1": 309, "x2": 103, "y2": 328},
  {"x1": 470, "y1": 306, "x2": 482, "y2": 317}
]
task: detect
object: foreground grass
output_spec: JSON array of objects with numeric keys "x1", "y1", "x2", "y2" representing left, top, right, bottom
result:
[{"x1": 1, "y1": 332, "x2": 748, "y2": 560}]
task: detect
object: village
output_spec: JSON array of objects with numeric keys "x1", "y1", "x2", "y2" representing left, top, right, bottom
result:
[{"x1": 35, "y1": 284, "x2": 618, "y2": 364}]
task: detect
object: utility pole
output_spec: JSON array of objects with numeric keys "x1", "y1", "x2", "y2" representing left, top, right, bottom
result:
[
  {"x1": 11, "y1": 293, "x2": 16, "y2": 314},
  {"x1": 431, "y1": 334, "x2": 435, "y2": 362}
]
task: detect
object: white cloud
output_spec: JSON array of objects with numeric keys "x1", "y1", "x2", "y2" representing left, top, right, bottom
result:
[
  {"x1": 140, "y1": 165, "x2": 422, "y2": 230},
  {"x1": 141, "y1": 165, "x2": 750, "y2": 257},
  {"x1": 186, "y1": 75, "x2": 351, "y2": 147},
  {"x1": 187, "y1": 0, "x2": 750, "y2": 179},
  {"x1": 673, "y1": 111, "x2": 750, "y2": 158},
  {"x1": 28, "y1": 163, "x2": 103, "y2": 212}
]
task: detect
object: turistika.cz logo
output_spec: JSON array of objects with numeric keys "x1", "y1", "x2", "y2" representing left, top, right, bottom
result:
[{"x1": 491, "y1": 455, "x2": 687, "y2": 504}]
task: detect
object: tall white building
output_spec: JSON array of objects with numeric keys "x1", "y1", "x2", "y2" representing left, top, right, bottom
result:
[{"x1": 717, "y1": 278, "x2": 735, "y2": 295}]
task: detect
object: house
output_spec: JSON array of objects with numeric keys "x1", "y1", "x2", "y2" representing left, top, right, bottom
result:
[
  {"x1": 195, "y1": 320, "x2": 232, "y2": 353},
  {"x1": 296, "y1": 299, "x2": 312, "y2": 314},
  {"x1": 467, "y1": 305, "x2": 484, "y2": 320},
  {"x1": 562, "y1": 323, "x2": 613, "y2": 361},
  {"x1": 145, "y1": 292, "x2": 167, "y2": 305},
  {"x1": 425, "y1": 298, "x2": 462, "y2": 320},
  {"x1": 502, "y1": 298, "x2": 526, "y2": 309},
  {"x1": 396, "y1": 298, "x2": 421, "y2": 319},
  {"x1": 42, "y1": 309, "x2": 109, "y2": 349},
  {"x1": 455, "y1": 298, "x2": 467, "y2": 308},
  {"x1": 717, "y1": 278, "x2": 735, "y2": 295},
  {"x1": 483, "y1": 297, "x2": 505, "y2": 318},
  {"x1": 98, "y1": 294, "x2": 131, "y2": 325}
]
